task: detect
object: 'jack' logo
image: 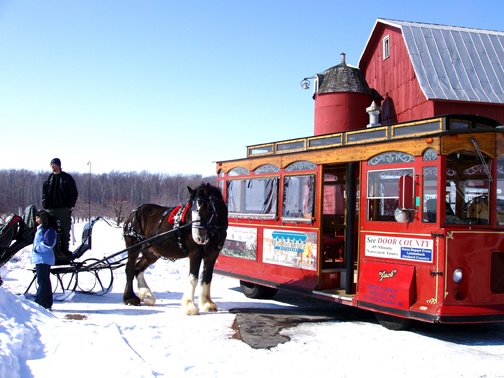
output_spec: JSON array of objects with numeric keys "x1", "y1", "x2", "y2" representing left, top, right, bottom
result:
[{"x1": 378, "y1": 269, "x2": 397, "y2": 281}]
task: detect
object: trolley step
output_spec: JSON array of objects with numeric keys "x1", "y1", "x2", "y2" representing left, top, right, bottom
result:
[{"x1": 312, "y1": 289, "x2": 354, "y2": 305}]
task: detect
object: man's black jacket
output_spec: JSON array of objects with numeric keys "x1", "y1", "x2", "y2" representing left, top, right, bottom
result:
[{"x1": 42, "y1": 171, "x2": 78, "y2": 209}]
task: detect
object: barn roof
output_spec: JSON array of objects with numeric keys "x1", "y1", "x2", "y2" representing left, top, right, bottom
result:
[{"x1": 361, "y1": 19, "x2": 504, "y2": 104}]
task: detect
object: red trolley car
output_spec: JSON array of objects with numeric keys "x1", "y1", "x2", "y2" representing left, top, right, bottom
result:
[{"x1": 214, "y1": 114, "x2": 504, "y2": 329}]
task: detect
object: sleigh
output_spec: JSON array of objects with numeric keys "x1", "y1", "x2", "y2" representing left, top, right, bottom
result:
[
  {"x1": 0, "y1": 205, "x2": 38, "y2": 273},
  {"x1": 0, "y1": 205, "x2": 111, "y2": 294},
  {"x1": 24, "y1": 215, "x2": 123, "y2": 297},
  {"x1": 0, "y1": 205, "x2": 101, "y2": 270}
]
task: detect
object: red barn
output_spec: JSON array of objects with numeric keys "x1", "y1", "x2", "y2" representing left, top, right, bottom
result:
[{"x1": 359, "y1": 19, "x2": 504, "y2": 125}]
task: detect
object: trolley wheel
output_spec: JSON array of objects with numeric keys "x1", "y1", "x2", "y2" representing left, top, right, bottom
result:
[
  {"x1": 77, "y1": 258, "x2": 114, "y2": 295},
  {"x1": 375, "y1": 313, "x2": 412, "y2": 330},
  {"x1": 240, "y1": 280, "x2": 278, "y2": 299}
]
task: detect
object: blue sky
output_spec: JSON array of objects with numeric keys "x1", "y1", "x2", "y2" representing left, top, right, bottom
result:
[{"x1": 0, "y1": 0, "x2": 502, "y2": 177}]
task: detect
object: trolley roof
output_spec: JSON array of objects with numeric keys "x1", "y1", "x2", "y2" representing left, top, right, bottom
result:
[{"x1": 239, "y1": 114, "x2": 502, "y2": 158}]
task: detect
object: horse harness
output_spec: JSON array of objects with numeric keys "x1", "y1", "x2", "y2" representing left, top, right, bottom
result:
[
  {"x1": 193, "y1": 194, "x2": 227, "y2": 249},
  {"x1": 123, "y1": 204, "x2": 189, "y2": 258},
  {"x1": 165, "y1": 203, "x2": 191, "y2": 254},
  {"x1": 123, "y1": 194, "x2": 225, "y2": 258}
]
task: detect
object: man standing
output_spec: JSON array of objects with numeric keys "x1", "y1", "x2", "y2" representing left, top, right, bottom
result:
[{"x1": 42, "y1": 158, "x2": 78, "y2": 257}]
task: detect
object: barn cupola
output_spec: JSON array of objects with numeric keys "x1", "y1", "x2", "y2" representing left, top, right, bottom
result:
[{"x1": 311, "y1": 53, "x2": 382, "y2": 135}]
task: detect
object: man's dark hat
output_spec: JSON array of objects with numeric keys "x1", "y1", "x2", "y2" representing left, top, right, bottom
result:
[{"x1": 50, "y1": 158, "x2": 61, "y2": 166}]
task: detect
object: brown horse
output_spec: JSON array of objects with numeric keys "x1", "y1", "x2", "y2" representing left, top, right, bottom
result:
[{"x1": 122, "y1": 183, "x2": 228, "y2": 315}]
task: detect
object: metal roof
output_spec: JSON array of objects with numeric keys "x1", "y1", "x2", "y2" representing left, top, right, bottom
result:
[{"x1": 362, "y1": 19, "x2": 504, "y2": 104}]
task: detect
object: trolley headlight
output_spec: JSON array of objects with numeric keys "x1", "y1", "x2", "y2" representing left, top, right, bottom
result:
[{"x1": 452, "y1": 268, "x2": 463, "y2": 284}]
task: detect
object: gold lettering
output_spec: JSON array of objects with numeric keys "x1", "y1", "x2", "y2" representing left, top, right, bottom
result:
[{"x1": 378, "y1": 269, "x2": 397, "y2": 281}]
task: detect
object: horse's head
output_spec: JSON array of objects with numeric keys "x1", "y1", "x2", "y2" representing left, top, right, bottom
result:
[{"x1": 188, "y1": 183, "x2": 228, "y2": 246}]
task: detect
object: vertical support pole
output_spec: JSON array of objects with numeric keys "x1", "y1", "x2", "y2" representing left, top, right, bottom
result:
[{"x1": 345, "y1": 162, "x2": 356, "y2": 294}]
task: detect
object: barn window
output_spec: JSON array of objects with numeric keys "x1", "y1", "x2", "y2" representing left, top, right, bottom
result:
[{"x1": 383, "y1": 35, "x2": 390, "y2": 59}]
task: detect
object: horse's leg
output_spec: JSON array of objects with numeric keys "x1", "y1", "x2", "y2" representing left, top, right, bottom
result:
[
  {"x1": 182, "y1": 253, "x2": 203, "y2": 315},
  {"x1": 136, "y1": 271, "x2": 155, "y2": 305},
  {"x1": 199, "y1": 252, "x2": 219, "y2": 312},
  {"x1": 137, "y1": 252, "x2": 158, "y2": 306},
  {"x1": 123, "y1": 237, "x2": 142, "y2": 306}
]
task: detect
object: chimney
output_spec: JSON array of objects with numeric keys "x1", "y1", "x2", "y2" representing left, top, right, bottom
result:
[{"x1": 366, "y1": 101, "x2": 382, "y2": 127}]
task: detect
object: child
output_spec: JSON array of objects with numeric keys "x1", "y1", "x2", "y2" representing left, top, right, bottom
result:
[{"x1": 32, "y1": 210, "x2": 56, "y2": 310}]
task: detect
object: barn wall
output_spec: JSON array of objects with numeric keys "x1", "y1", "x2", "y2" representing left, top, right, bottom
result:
[
  {"x1": 360, "y1": 24, "x2": 425, "y2": 124},
  {"x1": 433, "y1": 102, "x2": 504, "y2": 125}
]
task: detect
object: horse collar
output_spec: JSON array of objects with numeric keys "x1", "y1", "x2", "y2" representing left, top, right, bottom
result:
[{"x1": 167, "y1": 203, "x2": 191, "y2": 225}]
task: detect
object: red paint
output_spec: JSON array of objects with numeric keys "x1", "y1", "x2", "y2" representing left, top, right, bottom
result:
[
  {"x1": 314, "y1": 92, "x2": 372, "y2": 134},
  {"x1": 358, "y1": 261, "x2": 415, "y2": 310}
]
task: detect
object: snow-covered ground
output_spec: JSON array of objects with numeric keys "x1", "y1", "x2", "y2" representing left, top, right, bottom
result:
[{"x1": 1, "y1": 220, "x2": 504, "y2": 378}]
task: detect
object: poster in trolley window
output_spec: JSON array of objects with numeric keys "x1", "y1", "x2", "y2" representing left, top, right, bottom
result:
[
  {"x1": 263, "y1": 229, "x2": 318, "y2": 270},
  {"x1": 365, "y1": 234, "x2": 433, "y2": 262}
]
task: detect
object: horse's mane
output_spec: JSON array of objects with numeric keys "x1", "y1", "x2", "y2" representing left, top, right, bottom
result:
[
  {"x1": 207, "y1": 184, "x2": 224, "y2": 201},
  {"x1": 190, "y1": 183, "x2": 224, "y2": 202}
]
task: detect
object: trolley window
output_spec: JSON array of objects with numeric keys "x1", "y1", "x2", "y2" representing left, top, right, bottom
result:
[
  {"x1": 446, "y1": 151, "x2": 491, "y2": 224},
  {"x1": 367, "y1": 168, "x2": 414, "y2": 221},
  {"x1": 423, "y1": 166, "x2": 438, "y2": 223},
  {"x1": 497, "y1": 156, "x2": 504, "y2": 225},
  {"x1": 423, "y1": 148, "x2": 439, "y2": 223},
  {"x1": 227, "y1": 178, "x2": 278, "y2": 219},
  {"x1": 282, "y1": 175, "x2": 315, "y2": 221}
]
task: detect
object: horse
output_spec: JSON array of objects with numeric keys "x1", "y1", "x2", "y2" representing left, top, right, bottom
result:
[{"x1": 122, "y1": 183, "x2": 228, "y2": 315}]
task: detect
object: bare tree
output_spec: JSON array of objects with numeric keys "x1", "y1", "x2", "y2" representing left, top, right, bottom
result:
[
  {"x1": 110, "y1": 199, "x2": 133, "y2": 226},
  {"x1": 0, "y1": 169, "x2": 216, "y2": 225}
]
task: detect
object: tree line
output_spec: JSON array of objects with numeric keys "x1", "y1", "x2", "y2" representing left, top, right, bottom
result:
[{"x1": 0, "y1": 169, "x2": 216, "y2": 225}]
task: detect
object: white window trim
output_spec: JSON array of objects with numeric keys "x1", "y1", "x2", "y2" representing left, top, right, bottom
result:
[{"x1": 383, "y1": 35, "x2": 390, "y2": 60}]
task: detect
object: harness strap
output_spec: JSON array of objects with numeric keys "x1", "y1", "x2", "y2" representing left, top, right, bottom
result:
[
  {"x1": 156, "y1": 208, "x2": 172, "y2": 235},
  {"x1": 123, "y1": 211, "x2": 145, "y2": 242},
  {"x1": 123, "y1": 204, "x2": 191, "y2": 257},
  {"x1": 173, "y1": 203, "x2": 191, "y2": 254}
]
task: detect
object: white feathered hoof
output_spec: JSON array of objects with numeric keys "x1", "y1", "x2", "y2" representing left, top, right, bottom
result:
[
  {"x1": 141, "y1": 295, "x2": 156, "y2": 306},
  {"x1": 201, "y1": 301, "x2": 218, "y2": 312},
  {"x1": 183, "y1": 299, "x2": 200, "y2": 315},
  {"x1": 139, "y1": 288, "x2": 156, "y2": 306}
]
